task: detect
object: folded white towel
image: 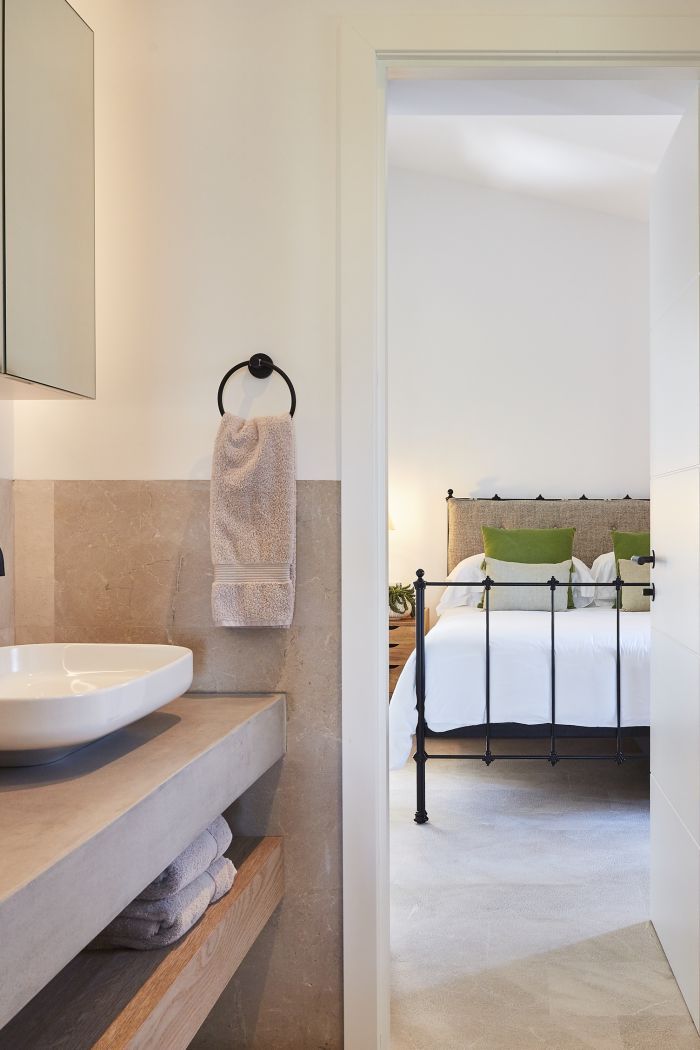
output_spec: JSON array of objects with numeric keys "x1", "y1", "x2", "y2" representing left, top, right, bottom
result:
[
  {"x1": 89, "y1": 856, "x2": 236, "y2": 951},
  {"x1": 138, "y1": 815, "x2": 232, "y2": 900}
]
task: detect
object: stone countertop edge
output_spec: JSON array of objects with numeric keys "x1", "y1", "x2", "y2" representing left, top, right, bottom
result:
[{"x1": 0, "y1": 692, "x2": 287, "y2": 1029}]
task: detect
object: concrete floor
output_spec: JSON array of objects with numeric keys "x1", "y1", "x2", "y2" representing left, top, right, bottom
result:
[{"x1": 390, "y1": 738, "x2": 700, "y2": 1050}]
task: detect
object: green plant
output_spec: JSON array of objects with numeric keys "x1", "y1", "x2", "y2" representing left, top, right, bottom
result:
[{"x1": 389, "y1": 582, "x2": 416, "y2": 617}]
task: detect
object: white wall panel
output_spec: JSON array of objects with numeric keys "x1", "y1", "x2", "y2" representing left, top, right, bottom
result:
[
  {"x1": 650, "y1": 94, "x2": 700, "y2": 327},
  {"x1": 651, "y1": 629, "x2": 700, "y2": 843},
  {"x1": 650, "y1": 280, "x2": 700, "y2": 477},
  {"x1": 651, "y1": 469, "x2": 700, "y2": 656},
  {"x1": 650, "y1": 91, "x2": 700, "y2": 1033},
  {"x1": 650, "y1": 778, "x2": 700, "y2": 1029}
]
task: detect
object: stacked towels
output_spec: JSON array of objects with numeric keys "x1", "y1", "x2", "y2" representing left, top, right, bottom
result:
[{"x1": 91, "y1": 816, "x2": 235, "y2": 950}]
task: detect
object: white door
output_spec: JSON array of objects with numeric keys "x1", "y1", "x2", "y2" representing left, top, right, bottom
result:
[{"x1": 650, "y1": 86, "x2": 700, "y2": 1030}]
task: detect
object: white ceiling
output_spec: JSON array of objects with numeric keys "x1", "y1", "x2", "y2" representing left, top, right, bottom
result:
[
  {"x1": 387, "y1": 78, "x2": 696, "y2": 117},
  {"x1": 387, "y1": 80, "x2": 689, "y2": 220}
]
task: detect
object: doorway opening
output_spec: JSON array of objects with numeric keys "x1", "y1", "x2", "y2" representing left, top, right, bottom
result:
[{"x1": 384, "y1": 74, "x2": 699, "y2": 1047}]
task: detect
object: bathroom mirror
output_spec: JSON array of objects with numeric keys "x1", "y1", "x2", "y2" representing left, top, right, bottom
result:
[{"x1": 1, "y1": 0, "x2": 95, "y2": 398}]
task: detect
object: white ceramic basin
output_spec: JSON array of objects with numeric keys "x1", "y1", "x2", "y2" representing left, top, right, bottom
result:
[{"x1": 0, "y1": 643, "x2": 193, "y2": 765}]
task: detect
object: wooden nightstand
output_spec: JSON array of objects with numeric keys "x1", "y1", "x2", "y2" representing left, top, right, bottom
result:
[{"x1": 389, "y1": 610, "x2": 430, "y2": 697}]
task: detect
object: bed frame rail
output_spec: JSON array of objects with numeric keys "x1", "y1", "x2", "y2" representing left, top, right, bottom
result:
[{"x1": 413, "y1": 569, "x2": 654, "y2": 825}]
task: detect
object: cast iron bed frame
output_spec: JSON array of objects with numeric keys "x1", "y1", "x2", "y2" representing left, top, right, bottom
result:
[{"x1": 411, "y1": 494, "x2": 655, "y2": 825}]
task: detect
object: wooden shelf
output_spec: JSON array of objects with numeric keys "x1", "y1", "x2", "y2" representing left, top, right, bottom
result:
[{"x1": 0, "y1": 837, "x2": 284, "y2": 1050}]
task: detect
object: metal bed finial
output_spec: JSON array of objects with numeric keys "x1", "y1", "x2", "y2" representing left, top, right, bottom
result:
[{"x1": 217, "y1": 353, "x2": 296, "y2": 416}]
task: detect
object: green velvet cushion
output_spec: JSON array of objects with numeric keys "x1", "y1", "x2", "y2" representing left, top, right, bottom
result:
[
  {"x1": 482, "y1": 526, "x2": 576, "y2": 608},
  {"x1": 612, "y1": 530, "x2": 650, "y2": 566},
  {"x1": 482, "y1": 526, "x2": 576, "y2": 563}
]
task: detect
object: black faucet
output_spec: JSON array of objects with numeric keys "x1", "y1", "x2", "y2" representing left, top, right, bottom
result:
[{"x1": 0, "y1": 544, "x2": 4, "y2": 577}]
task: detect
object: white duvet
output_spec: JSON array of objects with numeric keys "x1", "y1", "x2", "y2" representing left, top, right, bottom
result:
[{"x1": 389, "y1": 606, "x2": 650, "y2": 769}]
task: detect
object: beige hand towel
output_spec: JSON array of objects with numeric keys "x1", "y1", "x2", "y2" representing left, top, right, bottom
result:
[{"x1": 210, "y1": 413, "x2": 296, "y2": 627}]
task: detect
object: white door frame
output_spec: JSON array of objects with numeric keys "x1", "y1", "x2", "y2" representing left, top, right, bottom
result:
[{"x1": 338, "y1": 17, "x2": 700, "y2": 1049}]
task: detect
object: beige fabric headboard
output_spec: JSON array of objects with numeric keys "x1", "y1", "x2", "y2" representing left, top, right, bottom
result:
[{"x1": 447, "y1": 497, "x2": 650, "y2": 573}]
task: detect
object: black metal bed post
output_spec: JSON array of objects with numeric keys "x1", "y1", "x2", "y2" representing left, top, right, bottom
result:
[
  {"x1": 484, "y1": 578, "x2": 493, "y2": 765},
  {"x1": 549, "y1": 577, "x2": 559, "y2": 765},
  {"x1": 615, "y1": 576, "x2": 624, "y2": 765},
  {"x1": 414, "y1": 569, "x2": 429, "y2": 824}
]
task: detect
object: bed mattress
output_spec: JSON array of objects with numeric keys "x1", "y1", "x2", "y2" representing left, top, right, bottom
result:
[{"x1": 389, "y1": 606, "x2": 650, "y2": 769}]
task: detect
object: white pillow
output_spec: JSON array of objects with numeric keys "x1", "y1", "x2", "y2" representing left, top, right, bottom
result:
[
  {"x1": 571, "y1": 557, "x2": 595, "y2": 609},
  {"x1": 483, "y1": 557, "x2": 571, "y2": 612},
  {"x1": 436, "y1": 553, "x2": 595, "y2": 614},
  {"x1": 591, "y1": 551, "x2": 617, "y2": 607},
  {"x1": 436, "y1": 553, "x2": 486, "y2": 615}
]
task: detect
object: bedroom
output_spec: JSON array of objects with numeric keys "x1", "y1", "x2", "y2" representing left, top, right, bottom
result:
[{"x1": 386, "y1": 77, "x2": 699, "y2": 1049}]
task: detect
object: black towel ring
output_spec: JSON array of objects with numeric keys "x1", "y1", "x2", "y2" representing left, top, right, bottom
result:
[{"x1": 217, "y1": 353, "x2": 296, "y2": 417}]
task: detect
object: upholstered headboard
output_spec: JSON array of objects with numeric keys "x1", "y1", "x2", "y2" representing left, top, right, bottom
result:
[{"x1": 446, "y1": 495, "x2": 650, "y2": 573}]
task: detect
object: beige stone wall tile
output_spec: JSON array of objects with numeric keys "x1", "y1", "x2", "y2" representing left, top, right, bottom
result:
[
  {"x1": 13, "y1": 480, "x2": 54, "y2": 636},
  {"x1": 0, "y1": 480, "x2": 13, "y2": 638},
  {"x1": 32, "y1": 477, "x2": 343, "y2": 1049},
  {"x1": 293, "y1": 479, "x2": 341, "y2": 630},
  {"x1": 180, "y1": 625, "x2": 290, "y2": 692},
  {"x1": 53, "y1": 624, "x2": 171, "y2": 646},
  {"x1": 53, "y1": 481, "x2": 203, "y2": 633},
  {"x1": 195, "y1": 888, "x2": 343, "y2": 1050},
  {"x1": 229, "y1": 760, "x2": 342, "y2": 896},
  {"x1": 13, "y1": 626, "x2": 55, "y2": 646}
]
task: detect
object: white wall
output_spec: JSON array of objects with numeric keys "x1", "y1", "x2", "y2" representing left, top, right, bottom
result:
[
  {"x1": 12, "y1": 0, "x2": 338, "y2": 481},
  {"x1": 388, "y1": 166, "x2": 649, "y2": 598},
  {"x1": 3, "y1": 1, "x2": 689, "y2": 490}
]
